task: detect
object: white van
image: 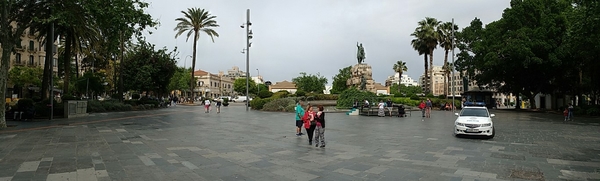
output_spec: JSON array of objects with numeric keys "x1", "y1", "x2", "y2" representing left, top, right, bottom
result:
[{"x1": 232, "y1": 96, "x2": 252, "y2": 102}]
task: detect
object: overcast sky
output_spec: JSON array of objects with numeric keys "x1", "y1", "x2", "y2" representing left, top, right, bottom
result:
[{"x1": 143, "y1": 0, "x2": 509, "y2": 85}]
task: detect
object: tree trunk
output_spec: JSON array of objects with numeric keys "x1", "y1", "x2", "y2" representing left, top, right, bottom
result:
[
  {"x1": 423, "y1": 53, "x2": 428, "y2": 94},
  {"x1": 74, "y1": 51, "x2": 79, "y2": 79},
  {"x1": 444, "y1": 49, "x2": 449, "y2": 96},
  {"x1": 63, "y1": 32, "x2": 72, "y2": 95},
  {"x1": 429, "y1": 48, "x2": 434, "y2": 95},
  {"x1": 190, "y1": 31, "x2": 198, "y2": 103},
  {"x1": 397, "y1": 73, "x2": 401, "y2": 93},
  {"x1": 0, "y1": 44, "x2": 14, "y2": 128},
  {"x1": 515, "y1": 91, "x2": 521, "y2": 110}
]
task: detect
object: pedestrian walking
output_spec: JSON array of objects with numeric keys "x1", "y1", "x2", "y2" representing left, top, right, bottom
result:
[
  {"x1": 295, "y1": 100, "x2": 305, "y2": 136},
  {"x1": 418, "y1": 100, "x2": 426, "y2": 117},
  {"x1": 568, "y1": 103, "x2": 574, "y2": 121},
  {"x1": 314, "y1": 105, "x2": 326, "y2": 148},
  {"x1": 302, "y1": 105, "x2": 316, "y2": 145},
  {"x1": 563, "y1": 107, "x2": 569, "y2": 122},
  {"x1": 377, "y1": 100, "x2": 385, "y2": 117},
  {"x1": 386, "y1": 99, "x2": 394, "y2": 116},
  {"x1": 425, "y1": 98, "x2": 433, "y2": 118},
  {"x1": 172, "y1": 96, "x2": 179, "y2": 107},
  {"x1": 204, "y1": 99, "x2": 211, "y2": 113},
  {"x1": 216, "y1": 100, "x2": 222, "y2": 113}
]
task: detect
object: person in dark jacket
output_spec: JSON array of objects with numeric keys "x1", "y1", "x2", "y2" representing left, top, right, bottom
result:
[{"x1": 314, "y1": 105, "x2": 326, "y2": 148}]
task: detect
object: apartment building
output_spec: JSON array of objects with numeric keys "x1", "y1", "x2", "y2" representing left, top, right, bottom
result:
[
  {"x1": 193, "y1": 70, "x2": 235, "y2": 98},
  {"x1": 385, "y1": 73, "x2": 419, "y2": 87},
  {"x1": 1, "y1": 25, "x2": 58, "y2": 99}
]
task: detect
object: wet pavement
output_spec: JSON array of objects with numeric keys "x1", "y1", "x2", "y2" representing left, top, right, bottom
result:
[{"x1": 0, "y1": 103, "x2": 599, "y2": 181}]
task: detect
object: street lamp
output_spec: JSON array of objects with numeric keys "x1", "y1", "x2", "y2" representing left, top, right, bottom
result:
[
  {"x1": 241, "y1": 9, "x2": 252, "y2": 111},
  {"x1": 184, "y1": 55, "x2": 192, "y2": 69}
]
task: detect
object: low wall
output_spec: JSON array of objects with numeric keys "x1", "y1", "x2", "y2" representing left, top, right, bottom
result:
[{"x1": 64, "y1": 100, "x2": 88, "y2": 118}]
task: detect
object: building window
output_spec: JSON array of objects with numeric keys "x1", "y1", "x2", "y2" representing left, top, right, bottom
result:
[
  {"x1": 15, "y1": 53, "x2": 21, "y2": 64},
  {"x1": 29, "y1": 29, "x2": 35, "y2": 36},
  {"x1": 53, "y1": 58, "x2": 57, "y2": 67},
  {"x1": 29, "y1": 40, "x2": 34, "y2": 51},
  {"x1": 29, "y1": 55, "x2": 34, "y2": 65}
]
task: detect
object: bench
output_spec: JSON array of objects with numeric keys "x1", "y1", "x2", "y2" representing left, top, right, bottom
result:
[{"x1": 359, "y1": 105, "x2": 411, "y2": 117}]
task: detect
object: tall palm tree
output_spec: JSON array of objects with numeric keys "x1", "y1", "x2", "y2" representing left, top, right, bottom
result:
[
  {"x1": 411, "y1": 32, "x2": 429, "y2": 93},
  {"x1": 174, "y1": 8, "x2": 219, "y2": 102},
  {"x1": 438, "y1": 22, "x2": 459, "y2": 96},
  {"x1": 392, "y1": 61, "x2": 408, "y2": 94},
  {"x1": 413, "y1": 17, "x2": 441, "y2": 94}
]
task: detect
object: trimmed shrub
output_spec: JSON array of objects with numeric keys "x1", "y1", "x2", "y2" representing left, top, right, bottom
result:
[
  {"x1": 295, "y1": 90, "x2": 306, "y2": 97},
  {"x1": 409, "y1": 93, "x2": 420, "y2": 100},
  {"x1": 17, "y1": 98, "x2": 34, "y2": 110},
  {"x1": 258, "y1": 90, "x2": 273, "y2": 98},
  {"x1": 314, "y1": 94, "x2": 338, "y2": 100},
  {"x1": 336, "y1": 88, "x2": 377, "y2": 108},
  {"x1": 426, "y1": 93, "x2": 434, "y2": 98},
  {"x1": 222, "y1": 98, "x2": 229, "y2": 106},
  {"x1": 124, "y1": 100, "x2": 139, "y2": 106},
  {"x1": 438, "y1": 95, "x2": 446, "y2": 99},
  {"x1": 250, "y1": 97, "x2": 272, "y2": 110},
  {"x1": 62, "y1": 95, "x2": 79, "y2": 101},
  {"x1": 88, "y1": 100, "x2": 132, "y2": 113},
  {"x1": 262, "y1": 98, "x2": 295, "y2": 112},
  {"x1": 132, "y1": 93, "x2": 141, "y2": 99},
  {"x1": 272, "y1": 90, "x2": 290, "y2": 98},
  {"x1": 34, "y1": 99, "x2": 64, "y2": 117}
]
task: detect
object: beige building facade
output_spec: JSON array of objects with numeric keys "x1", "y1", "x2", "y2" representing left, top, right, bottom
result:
[{"x1": 193, "y1": 70, "x2": 235, "y2": 99}]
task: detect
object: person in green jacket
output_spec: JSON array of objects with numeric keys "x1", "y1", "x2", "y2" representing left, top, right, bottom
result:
[{"x1": 295, "y1": 100, "x2": 305, "y2": 136}]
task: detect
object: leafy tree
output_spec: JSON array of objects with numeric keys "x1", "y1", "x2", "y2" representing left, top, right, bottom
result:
[
  {"x1": 174, "y1": 8, "x2": 220, "y2": 102},
  {"x1": 331, "y1": 66, "x2": 352, "y2": 94},
  {"x1": 1, "y1": 1, "x2": 43, "y2": 127},
  {"x1": 438, "y1": 21, "x2": 459, "y2": 96},
  {"x1": 455, "y1": 0, "x2": 571, "y2": 109},
  {"x1": 233, "y1": 78, "x2": 257, "y2": 96},
  {"x1": 121, "y1": 40, "x2": 177, "y2": 96},
  {"x1": 8, "y1": 66, "x2": 44, "y2": 87},
  {"x1": 392, "y1": 61, "x2": 407, "y2": 93},
  {"x1": 168, "y1": 67, "x2": 191, "y2": 93},
  {"x1": 390, "y1": 84, "x2": 422, "y2": 96},
  {"x1": 411, "y1": 17, "x2": 441, "y2": 94},
  {"x1": 292, "y1": 72, "x2": 328, "y2": 93},
  {"x1": 74, "y1": 72, "x2": 105, "y2": 97},
  {"x1": 336, "y1": 87, "x2": 377, "y2": 108}
]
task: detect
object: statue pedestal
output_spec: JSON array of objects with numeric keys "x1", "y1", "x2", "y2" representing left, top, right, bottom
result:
[{"x1": 346, "y1": 63, "x2": 377, "y2": 93}]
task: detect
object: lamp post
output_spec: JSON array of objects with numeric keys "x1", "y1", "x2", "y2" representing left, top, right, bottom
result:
[
  {"x1": 256, "y1": 68, "x2": 259, "y2": 95},
  {"x1": 451, "y1": 18, "x2": 456, "y2": 112},
  {"x1": 241, "y1": 9, "x2": 252, "y2": 111},
  {"x1": 219, "y1": 71, "x2": 223, "y2": 97},
  {"x1": 184, "y1": 55, "x2": 192, "y2": 69}
]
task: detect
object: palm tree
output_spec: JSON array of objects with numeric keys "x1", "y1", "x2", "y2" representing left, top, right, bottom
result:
[
  {"x1": 413, "y1": 17, "x2": 441, "y2": 94},
  {"x1": 438, "y1": 22, "x2": 459, "y2": 96},
  {"x1": 411, "y1": 32, "x2": 429, "y2": 93},
  {"x1": 174, "y1": 8, "x2": 219, "y2": 102},
  {"x1": 392, "y1": 61, "x2": 408, "y2": 94}
]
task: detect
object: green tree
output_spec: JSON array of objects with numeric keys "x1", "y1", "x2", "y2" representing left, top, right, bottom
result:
[
  {"x1": 411, "y1": 17, "x2": 441, "y2": 94},
  {"x1": 438, "y1": 21, "x2": 459, "y2": 96},
  {"x1": 292, "y1": 72, "x2": 328, "y2": 93},
  {"x1": 8, "y1": 66, "x2": 44, "y2": 88},
  {"x1": 233, "y1": 78, "x2": 257, "y2": 96},
  {"x1": 174, "y1": 8, "x2": 220, "y2": 102},
  {"x1": 455, "y1": 0, "x2": 571, "y2": 109},
  {"x1": 74, "y1": 72, "x2": 105, "y2": 97},
  {"x1": 0, "y1": 0, "x2": 43, "y2": 127},
  {"x1": 392, "y1": 61, "x2": 407, "y2": 93},
  {"x1": 331, "y1": 66, "x2": 352, "y2": 94},
  {"x1": 411, "y1": 31, "x2": 429, "y2": 94},
  {"x1": 121, "y1": 40, "x2": 177, "y2": 96},
  {"x1": 168, "y1": 67, "x2": 191, "y2": 93}
]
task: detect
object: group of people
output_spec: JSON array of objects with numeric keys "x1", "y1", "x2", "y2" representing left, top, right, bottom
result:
[
  {"x1": 563, "y1": 103, "x2": 574, "y2": 121},
  {"x1": 203, "y1": 99, "x2": 222, "y2": 113},
  {"x1": 418, "y1": 98, "x2": 433, "y2": 118},
  {"x1": 295, "y1": 100, "x2": 326, "y2": 148},
  {"x1": 354, "y1": 99, "x2": 404, "y2": 117}
]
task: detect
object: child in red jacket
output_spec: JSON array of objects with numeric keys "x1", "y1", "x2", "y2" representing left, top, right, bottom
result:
[{"x1": 563, "y1": 108, "x2": 569, "y2": 122}]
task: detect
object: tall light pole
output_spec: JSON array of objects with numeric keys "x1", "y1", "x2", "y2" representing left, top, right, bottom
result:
[
  {"x1": 241, "y1": 9, "x2": 252, "y2": 111},
  {"x1": 184, "y1": 55, "x2": 192, "y2": 69},
  {"x1": 256, "y1": 68, "x2": 260, "y2": 95},
  {"x1": 451, "y1": 18, "x2": 456, "y2": 112}
]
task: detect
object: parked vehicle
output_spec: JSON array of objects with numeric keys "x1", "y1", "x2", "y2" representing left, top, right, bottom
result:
[
  {"x1": 454, "y1": 104, "x2": 495, "y2": 139},
  {"x1": 232, "y1": 96, "x2": 252, "y2": 102}
]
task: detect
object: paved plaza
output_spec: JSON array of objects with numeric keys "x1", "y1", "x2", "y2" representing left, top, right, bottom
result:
[{"x1": 0, "y1": 104, "x2": 599, "y2": 181}]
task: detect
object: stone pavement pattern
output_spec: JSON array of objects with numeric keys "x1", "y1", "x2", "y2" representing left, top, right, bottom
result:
[{"x1": 0, "y1": 105, "x2": 599, "y2": 181}]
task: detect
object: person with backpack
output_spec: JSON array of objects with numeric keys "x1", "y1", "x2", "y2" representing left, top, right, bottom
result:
[
  {"x1": 216, "y1": 100, "x2": 222, "y2": 113},
  {"x1": 295, "y1": 100, "x2": 305, "y2": 136},
  {"x1": 303, "y1": 105, "x2": 316, "y2": 145},
  {"x1": 418, "y1": 100, "x2": 426, "y2": 117},
  {"x1": 314, "y1": 105, "x2": 326, "y2": 148}
]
